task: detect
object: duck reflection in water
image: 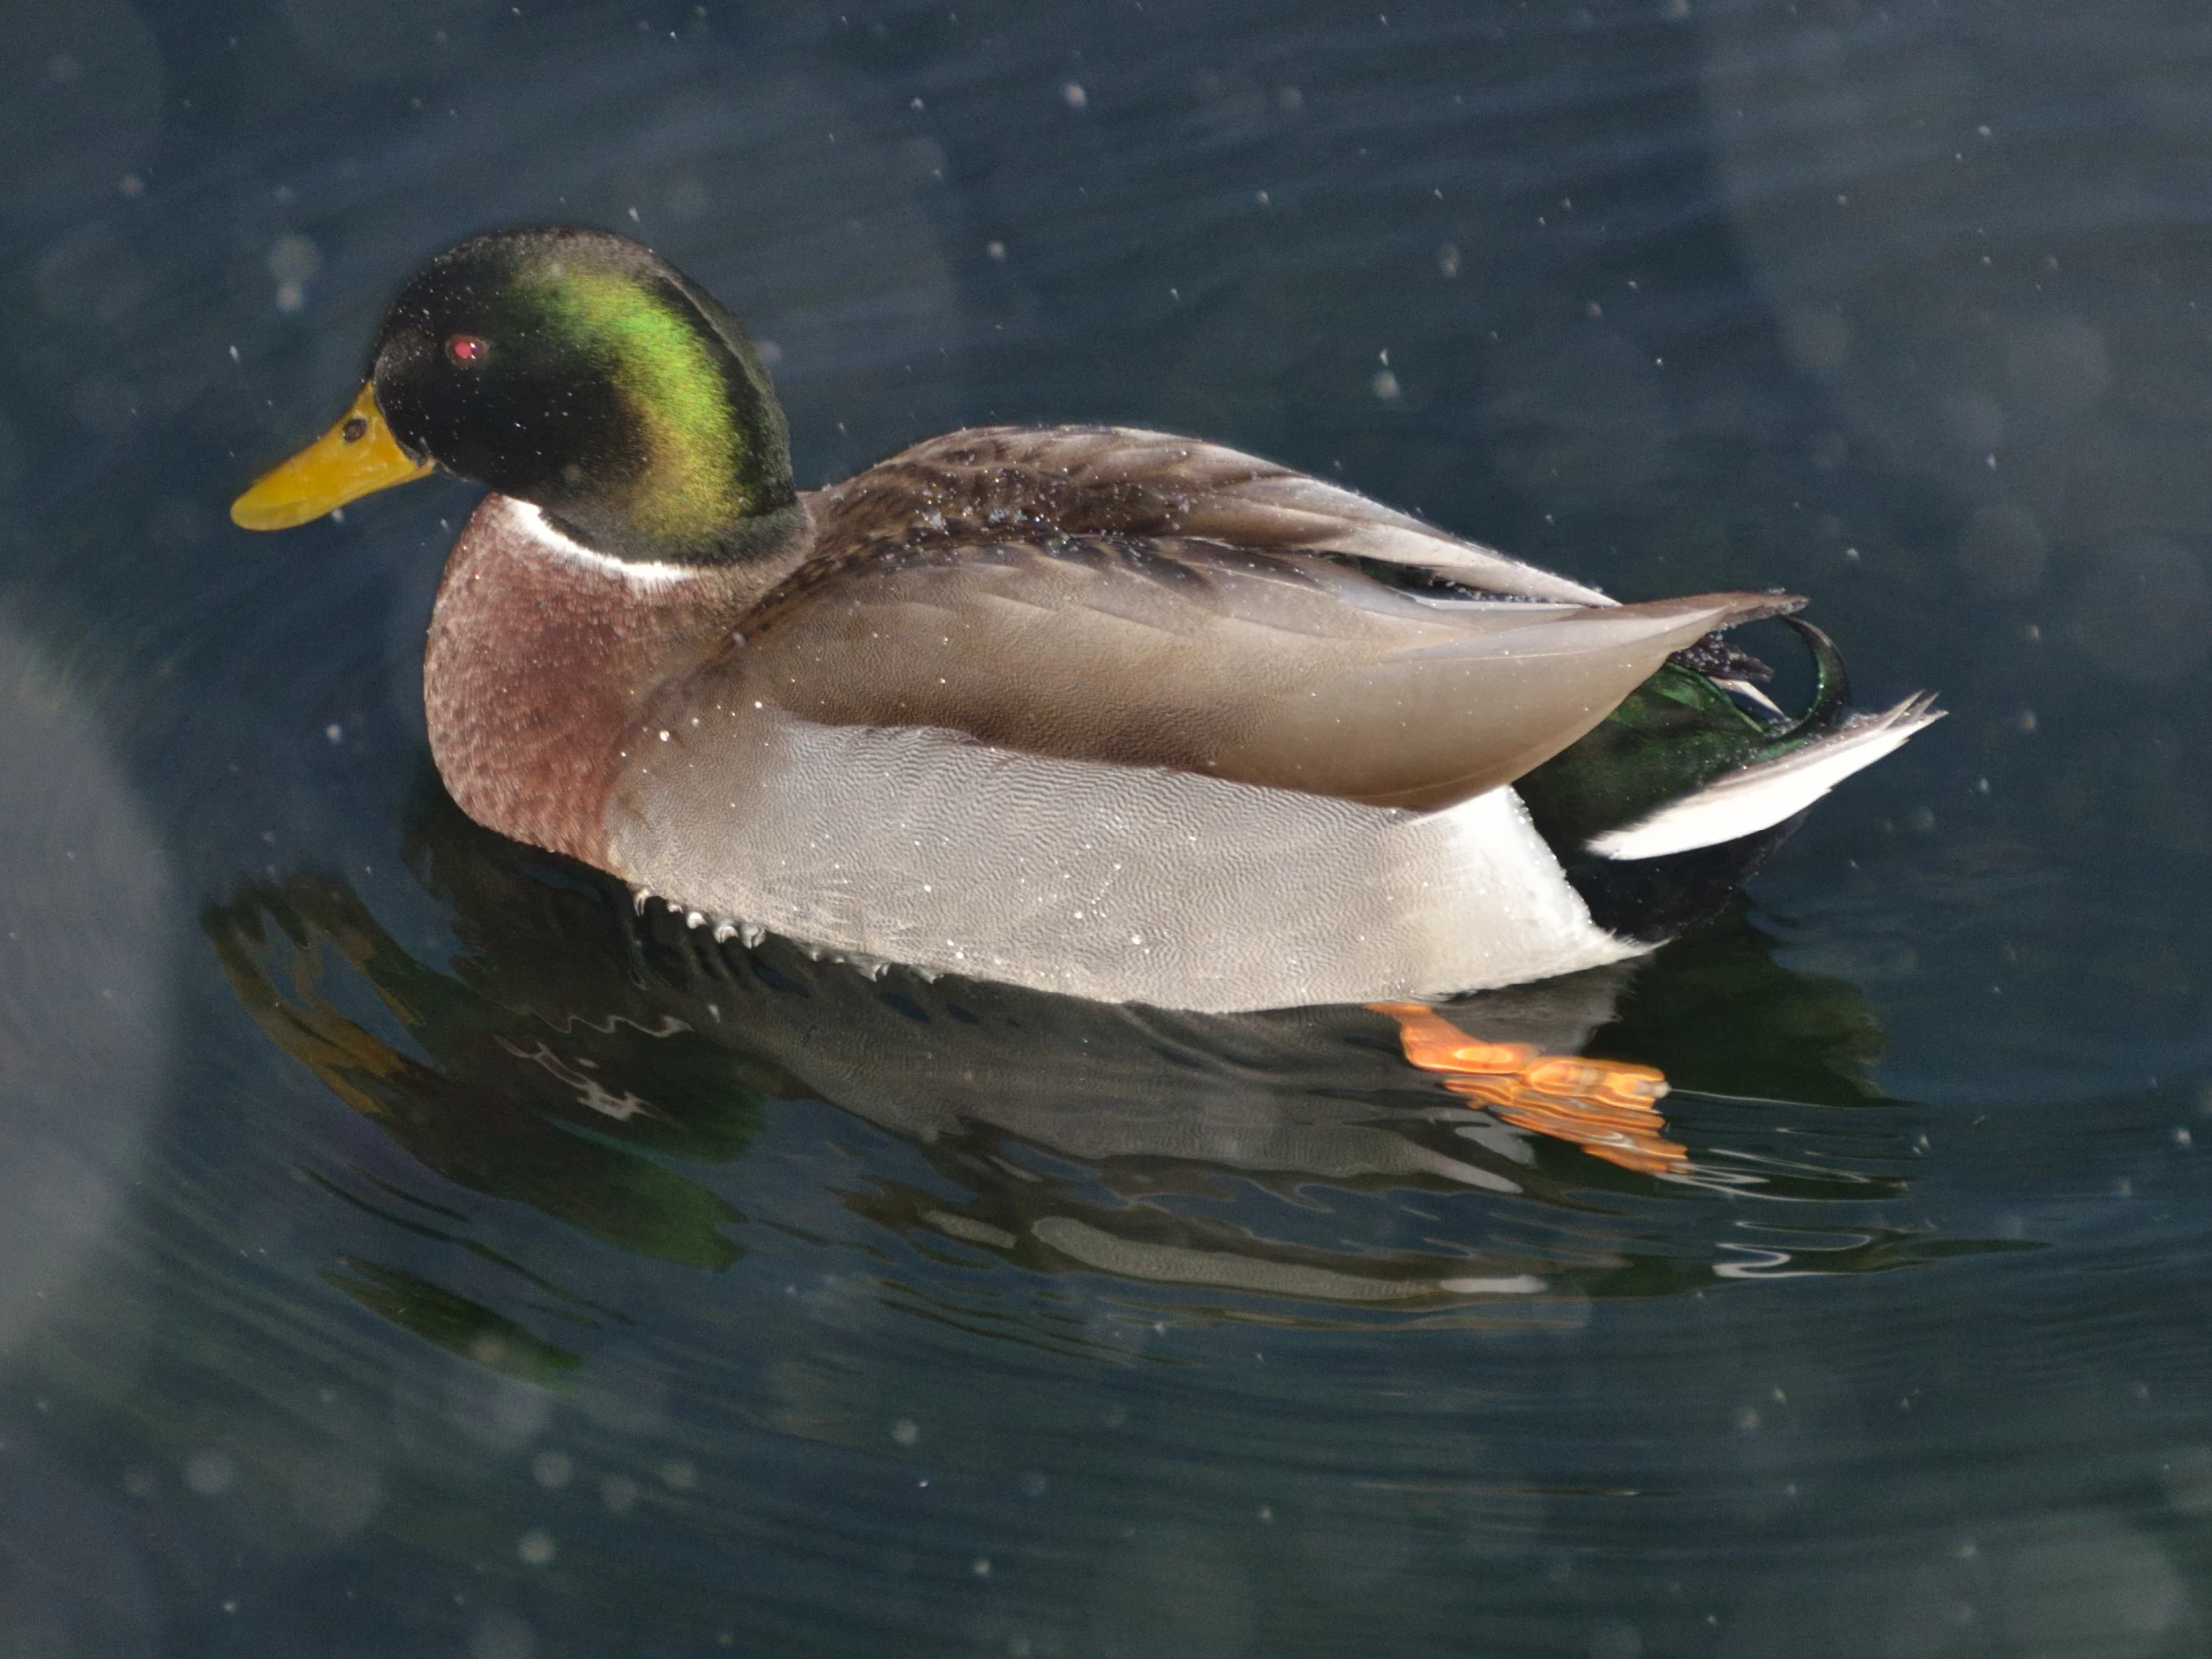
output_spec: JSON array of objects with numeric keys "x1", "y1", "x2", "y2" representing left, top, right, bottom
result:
[{"x1": 206, "y1": 786, "x2": 1980, "y2": 1376}]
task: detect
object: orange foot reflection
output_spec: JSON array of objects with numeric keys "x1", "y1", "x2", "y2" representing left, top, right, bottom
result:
[{"x1": 1369, "y1": 1002, "x2": 1688, "y2": 1176}]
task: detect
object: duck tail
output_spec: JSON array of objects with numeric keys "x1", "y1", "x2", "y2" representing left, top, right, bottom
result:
[{"x1": 1585, "y1": 620, "x2": 1942, "y2": 862}]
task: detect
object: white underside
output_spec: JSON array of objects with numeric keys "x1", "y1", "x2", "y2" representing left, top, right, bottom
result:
[{"x1": 607, "y1": 712, "x2": 1641, "y2": 1013}]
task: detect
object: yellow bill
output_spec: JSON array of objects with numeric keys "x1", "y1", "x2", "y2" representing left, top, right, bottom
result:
[{"x1": 231, "y1": 384, "x2": 435, "y2": 531}]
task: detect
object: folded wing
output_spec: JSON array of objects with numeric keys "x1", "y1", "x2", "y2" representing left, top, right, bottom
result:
[
  {"x1": 808, "y1": 424, "x2": 1620, "y2": 604},
  {"x1": 714, "y1": 531, "x2": 1795, "y2": 812}
]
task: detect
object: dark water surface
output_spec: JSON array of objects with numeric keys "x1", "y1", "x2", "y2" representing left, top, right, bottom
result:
[{"x1": 6, "y1": 0, "x2": 2212, "y2": 1652}]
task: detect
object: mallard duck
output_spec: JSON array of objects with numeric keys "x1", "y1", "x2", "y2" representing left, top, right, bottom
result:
[{"x1": 233, "y1": 226, "x2": 1937, "y2": 1013}]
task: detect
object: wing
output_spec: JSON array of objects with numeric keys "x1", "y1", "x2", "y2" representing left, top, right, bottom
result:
[
  {"x1": 806, "y1": 425, "x2": 1618, "y2": 605},
  {"x1": 708, "y1": 532, "x2": 1795, "y2": 812}
]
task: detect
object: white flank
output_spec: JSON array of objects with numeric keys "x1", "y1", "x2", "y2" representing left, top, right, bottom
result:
[
  {"x1": 500, "y1": 498, "x2": 699, "y2": 589},
  {"x1": 1432, "y1": 786, "x2": 1647, "y2": 979},
  {"x1": 1586, "y1": 693, "x2": 1944, "y2": 862}
]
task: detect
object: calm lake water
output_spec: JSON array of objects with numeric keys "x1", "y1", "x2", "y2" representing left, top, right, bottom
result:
[{"x1": 5, "y1": 0, "x2": 2212, "y2": 1652}]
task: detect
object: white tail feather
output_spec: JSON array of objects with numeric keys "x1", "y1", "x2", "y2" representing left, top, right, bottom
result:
[{"x1": 1585, "y1": 693, "x2": 1943, "y2": 862}]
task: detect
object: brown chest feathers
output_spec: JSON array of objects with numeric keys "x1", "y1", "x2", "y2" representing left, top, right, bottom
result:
[{"x1": 421, "y1": 495, "x2": 806, "y2": 864}]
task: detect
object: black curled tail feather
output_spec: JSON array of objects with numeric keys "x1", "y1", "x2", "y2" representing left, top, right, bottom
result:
[{"x1": 1778, "y1": 617, "x2": 1850, "y2": 744}]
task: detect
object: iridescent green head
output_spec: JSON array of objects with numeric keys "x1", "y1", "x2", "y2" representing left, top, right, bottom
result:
[{"x1": 369, "y1": 226, "x2": 795, "y2": 564}]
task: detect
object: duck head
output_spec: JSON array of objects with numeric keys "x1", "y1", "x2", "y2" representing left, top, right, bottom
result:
[{"x1": 230, "y1": 227, "x2": 797, "y2": 564}]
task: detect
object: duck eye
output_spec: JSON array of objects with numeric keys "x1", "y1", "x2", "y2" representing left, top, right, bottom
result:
[{"x1": 445, "y1": 334, "x2": 489, "y2": 366}]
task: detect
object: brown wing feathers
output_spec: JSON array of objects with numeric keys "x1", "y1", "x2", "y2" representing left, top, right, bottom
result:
[
  {"x1": 807, "y1": 424, "x2": 1620, "y2": 605},
  {"x1": 721, "y1": 506, "x2": 1795, "y2": 814}
]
